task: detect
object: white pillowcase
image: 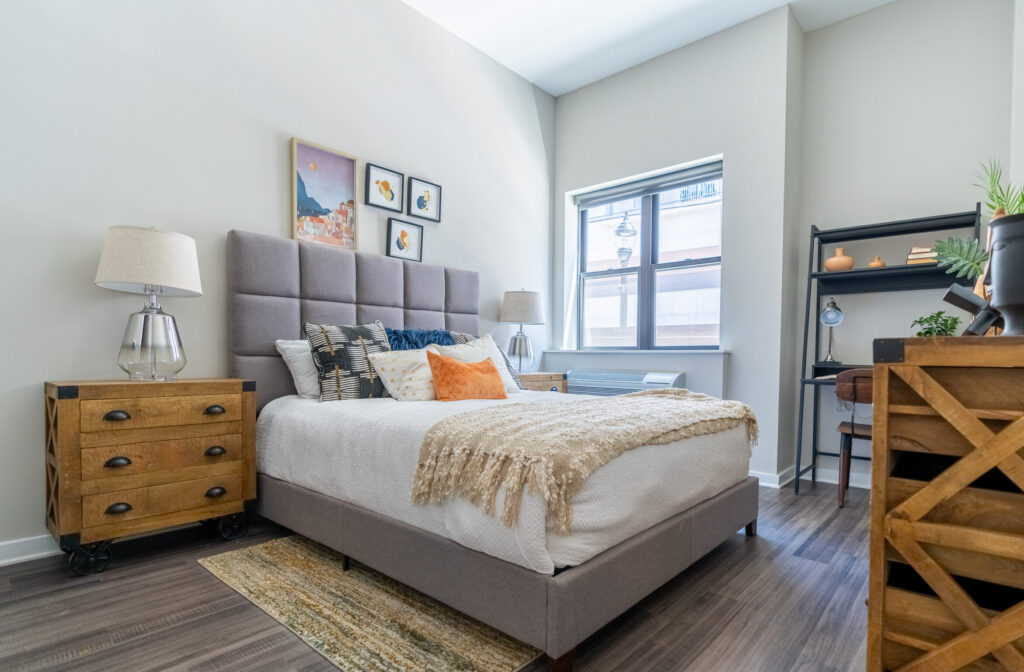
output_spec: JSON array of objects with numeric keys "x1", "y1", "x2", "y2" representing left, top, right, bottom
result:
[
  {"x1": 426, "y1": 334, "x2": 521, "y2": 394},
  {"x1": 368, "y1": 349, "x2": 437, "y2": 401},
  {"x1": 275, "y1": 339, "x2": 320, "y2": 399}
]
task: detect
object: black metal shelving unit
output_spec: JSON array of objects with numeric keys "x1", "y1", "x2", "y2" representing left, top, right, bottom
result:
[{"x1": 793, "y1": 204, "x2": 981, "y2": 493}]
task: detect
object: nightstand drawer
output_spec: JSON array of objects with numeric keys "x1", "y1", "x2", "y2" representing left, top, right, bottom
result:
[
  {"x1": 520, "y1": 380, "x2": 567, "y2": 393},
  {"x1": 82, "y1": 472, "x2": 243, "y2": 527},
  {"x1": 80, "y1": 394, "x2": 242, "y2": 433},
  {"x1": 81, "y1": 434, "x2": 242, "y2": 481}
]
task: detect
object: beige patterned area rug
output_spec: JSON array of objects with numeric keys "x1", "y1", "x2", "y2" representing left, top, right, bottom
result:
[{"x1": 199, "y1": 536, "x2": 541, "y2": 672}]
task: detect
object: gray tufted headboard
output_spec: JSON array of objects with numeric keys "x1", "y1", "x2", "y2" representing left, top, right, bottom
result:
[{"x1": 227, "y1": 229, "x2": 480, "y2": 410}]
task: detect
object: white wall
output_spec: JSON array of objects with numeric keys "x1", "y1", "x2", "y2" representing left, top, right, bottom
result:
[
  {"x1": 548, "y1": 7, "x2": 798, "y2": 483},
  {"x1": 1013, "y1": 0, "x2": 1024, "y2": 180},
  {"x1": 796, "y1": 0, "x2": 1013, "y2": 485},
  {"x1": 0, "y1": 0, "x2": 554, "y2": 552}
]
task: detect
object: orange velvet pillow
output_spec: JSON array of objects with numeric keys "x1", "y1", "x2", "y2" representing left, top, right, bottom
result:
[{"x1": 426, "y1": 350, "x2": 508, "y2": 402}]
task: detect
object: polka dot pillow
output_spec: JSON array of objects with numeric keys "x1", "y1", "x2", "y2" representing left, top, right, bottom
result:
[{"x1": 368, "y1": 349, "x2": 437, "y2": 401}]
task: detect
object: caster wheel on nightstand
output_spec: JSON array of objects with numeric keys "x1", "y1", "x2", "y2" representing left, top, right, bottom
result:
[
  {"x1": 217, "y1": 513, "x2": 250, "y2": 541},
  {"x1": 67, "y1": 541, "x2": 112, "y2": 576}
]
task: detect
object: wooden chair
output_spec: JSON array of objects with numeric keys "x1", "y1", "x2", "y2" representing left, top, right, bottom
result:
[{"x1": 835, "y1": 367, "x2": 873, "y2": 507}]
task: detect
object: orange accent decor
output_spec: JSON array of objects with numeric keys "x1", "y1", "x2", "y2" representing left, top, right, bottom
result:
[{"x1": 426, "y1": 351, "x2": 507, "y2": 402}]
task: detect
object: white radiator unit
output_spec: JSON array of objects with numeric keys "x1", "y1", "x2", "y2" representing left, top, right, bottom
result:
[{"x1": 566, "y1": 370, "x2": 686, "y2": 396}]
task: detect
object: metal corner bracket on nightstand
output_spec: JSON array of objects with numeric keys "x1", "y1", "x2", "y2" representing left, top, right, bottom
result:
[{"x1": 43, "y1": 378, "x2": 257, "y2": 575}]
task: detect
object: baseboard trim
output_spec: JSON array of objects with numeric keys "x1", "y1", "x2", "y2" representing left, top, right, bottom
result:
[
  {"x1": 0, "y1": 534, "x2": 61, "y2": 567},
  {"x1": 805, "y1": 467, "x2": 871, "y2": 490},
  {"x1": 749, "y1": 465, "x2": 795, "y2": 489}
]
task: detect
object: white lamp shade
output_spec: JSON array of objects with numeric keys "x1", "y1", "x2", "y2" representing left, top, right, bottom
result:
[
  {"x1": 95, "y1": 226, "x2": 203, "y2": 296},
  {"x1": 500, "y1": 290, "x2": 544, "y2": 325}
]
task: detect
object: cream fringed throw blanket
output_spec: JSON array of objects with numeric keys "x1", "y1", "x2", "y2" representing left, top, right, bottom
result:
[{"x1": 411, "y1": 389, "x2": 758, "y2": 535}]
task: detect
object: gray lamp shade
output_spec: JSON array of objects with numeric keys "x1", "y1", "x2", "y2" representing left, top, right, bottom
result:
[
  {"x1": 95, "y1": 226, "x2": 203, "y2": 296},
  {"x1": 500, "y1": 290, "x2": 544, "y2": 325}
]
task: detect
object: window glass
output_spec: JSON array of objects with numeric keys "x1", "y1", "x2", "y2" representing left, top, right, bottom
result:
[
  {"x1": 654, "y1": 265, "x2": 721, "y2": 347},
  {"x1": 582, "y1": 273, "x2": 638, "y2": 347},
  {"x1": 584, "y1": 197, "x2": 642, "y2": 272},
  {"x1": 656, "y1": 179, "x2": 722, "y2": 263}
]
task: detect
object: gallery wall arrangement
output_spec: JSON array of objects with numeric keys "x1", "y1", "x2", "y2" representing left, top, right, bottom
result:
[{"x1": 291, "y1": 137, "x2": 443, "y2": 263}]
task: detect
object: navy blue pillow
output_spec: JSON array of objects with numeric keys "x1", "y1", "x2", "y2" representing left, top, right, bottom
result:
[{"x1": 385, "y1": 328, "x2": 457, "y2": 351}]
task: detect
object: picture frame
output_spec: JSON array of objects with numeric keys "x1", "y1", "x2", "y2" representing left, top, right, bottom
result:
[
  {"x1": 386, "y1": 218, "x2": 424, "y2": 262},
  {"x1": 364, "y1": 163, "x2": 404, "y2": 213},
  {"x1": 291, "y1": 137, "x2": 358, "y2": 249},
  {"x1": 407, "y1": 177, "x2": 442, "y2": 222}
]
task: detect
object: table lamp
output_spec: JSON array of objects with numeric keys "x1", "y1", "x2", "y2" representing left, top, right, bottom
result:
[
  {"x1": 94, "y1": 226, "x2": 203, "y2": 381},
  {"x1": 820, "y1": 297, "x2": 844, "y2": 363},
  {"x1": 500, "y1": 290, "x2": 544, "y2": 372}
]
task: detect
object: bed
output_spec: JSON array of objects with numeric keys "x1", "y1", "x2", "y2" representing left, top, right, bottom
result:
[{"x1": 227, "y1": 229, "x2": 759, "y2": 670}]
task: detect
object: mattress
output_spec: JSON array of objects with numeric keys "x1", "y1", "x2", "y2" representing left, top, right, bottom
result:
[{"x1": 256, "y1": 391, "x2": 752, "y2": 575}]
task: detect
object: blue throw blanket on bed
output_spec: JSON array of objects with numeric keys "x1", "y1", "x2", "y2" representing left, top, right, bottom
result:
[{"x1": 386, "y1": 328, "x2": 456, "y2": 351}]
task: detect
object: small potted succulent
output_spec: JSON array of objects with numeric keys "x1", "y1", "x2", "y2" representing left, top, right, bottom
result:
[{"x1": 975, "y1": 160, "x2": 1024, "y2": 335}]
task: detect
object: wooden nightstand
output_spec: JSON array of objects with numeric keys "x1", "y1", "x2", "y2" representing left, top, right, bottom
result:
[
  {"x1": 518, "y1": 372, "x2": 567, "y2": 393},
  {"x1": 44, "y1": 378, "x2": 256, "y2": 575}
]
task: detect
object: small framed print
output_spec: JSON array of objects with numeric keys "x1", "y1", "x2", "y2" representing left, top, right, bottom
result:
[
  {"x1": 407, "y1": 177, "x2": 441, "y2": 222},
  {"x1": 365, "y1": 163, "x2": 404, "y2": 213},
  {"x1": 386, "y1": 218, "x2": 423, "y2": 262}
]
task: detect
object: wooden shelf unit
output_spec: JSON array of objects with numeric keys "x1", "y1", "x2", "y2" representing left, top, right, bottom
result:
[
  {"x1": 868, "y1": 337, "x2": 1024, "y2": 672},
  {"x1": 794, "y1": 206, "x2": 981, "y2": 493}
]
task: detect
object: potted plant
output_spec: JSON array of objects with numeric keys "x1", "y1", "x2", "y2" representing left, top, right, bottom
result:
[
  {"x1": 934, "y1": 235, "x2": 988, "y2": 281},
  {"x1": 911, "y1": 311, "x2": 961, "y2": 337},
  {"x1": 975, "y1": 160, "x2": 1024, "y2": 335}
]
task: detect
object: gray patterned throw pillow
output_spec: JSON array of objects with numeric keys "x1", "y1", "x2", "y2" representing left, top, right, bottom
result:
[{"x1": 304, "y1": 321, "x2": 392, "y2": 401}]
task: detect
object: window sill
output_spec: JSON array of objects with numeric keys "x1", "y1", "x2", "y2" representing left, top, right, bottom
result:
[{"x1": 543, "y1": 349, "x2": 730, "y2": 355}]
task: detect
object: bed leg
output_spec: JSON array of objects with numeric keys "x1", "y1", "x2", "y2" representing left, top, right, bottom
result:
[
  {"x1": 342, "y1": 554, "x2": 351, "y2": 572},
  {"x1": 546, "y1": 648, "x2": 576, "y2": 672},
  {"x1": 745, "y1": 519, "x2": 757, "y2": 537}
]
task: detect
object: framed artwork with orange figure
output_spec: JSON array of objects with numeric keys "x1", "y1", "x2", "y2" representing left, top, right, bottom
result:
[
  {"x1": 386, "y1": 218, "x2": 423, "y2": 262},
  {"x1": 365, "y1": 163, "x2": 404, "y2": 214}
]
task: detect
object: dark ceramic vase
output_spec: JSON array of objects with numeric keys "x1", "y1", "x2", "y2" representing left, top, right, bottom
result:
[{"x1": 989, "y1": 213, "x2": 1024, "y2": 336}]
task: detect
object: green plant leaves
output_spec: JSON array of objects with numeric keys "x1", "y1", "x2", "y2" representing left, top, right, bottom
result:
[
  {"x1": 935, "y1": 236, "x2": 988, "y2": 280},
  {"x1": 974, "y1": 159, "x2": 1024, "y2": 215},
  {"x1": 910, "y1": 310, "x2": 961, "y2": 337}
]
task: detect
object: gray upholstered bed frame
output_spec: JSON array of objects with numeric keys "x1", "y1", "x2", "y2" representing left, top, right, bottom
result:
[{"x1": 227, "y1": 229, "x2": 758, "y2": 670}]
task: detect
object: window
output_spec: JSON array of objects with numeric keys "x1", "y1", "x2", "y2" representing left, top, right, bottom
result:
[{"x1": 576, "y1": 162, "x2": 722, "y2": 349}]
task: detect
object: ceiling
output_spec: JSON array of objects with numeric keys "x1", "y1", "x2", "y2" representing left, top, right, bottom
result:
[{"x1": 400, "y1": 0, "x2": 897, "y2": 96}]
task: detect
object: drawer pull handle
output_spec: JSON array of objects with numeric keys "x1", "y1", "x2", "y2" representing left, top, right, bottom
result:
[
  {"x1": 205, "y1": 486, "x2": 227, "y2": 498},
  {"x1": 204, "y1": 405, "x2": 226, "y2": 415},
  {"x1": 104, "y1": 456, "x2": 133, "y2": 468},
  {"x1": 204, "y1": 445, "x2": 226, "y2": 457},
  {"x1": 105, "y1": 502, "x2": 132, "y2": 515},
  {"x1": 103, "y1": 410, "x2": 131, "y2": 422}
]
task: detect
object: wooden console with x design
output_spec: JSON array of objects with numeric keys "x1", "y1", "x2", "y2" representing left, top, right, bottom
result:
[{"x1": 868, "y1": 337, "x2": 1024, "y2": 672}]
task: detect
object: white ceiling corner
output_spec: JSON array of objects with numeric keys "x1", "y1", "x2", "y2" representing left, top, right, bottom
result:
[{"x1": 400, "y1": 0, "x2": 898, "y2": 96}]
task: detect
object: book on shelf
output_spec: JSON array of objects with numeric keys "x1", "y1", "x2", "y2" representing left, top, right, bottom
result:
[
  {"x1": 909, "y1": 246, "x2": 934, "y2": 254},
  {"x1": 907, "y1": 251, "x2": 937, "y2": 260},
  {"x1": 906, "y1": 258, "x2": 938, "y2": 265}
]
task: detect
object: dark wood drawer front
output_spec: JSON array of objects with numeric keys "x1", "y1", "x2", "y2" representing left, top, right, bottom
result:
[
  {"x1": 80, "y1": 394, "x2": 242, "y2": 433},
  {"x1": 82, "y1": 473, "x2": 243, "y2": 527},
  {"x1": 81, "y1": 434, "x2": 241, "y2": 481}
]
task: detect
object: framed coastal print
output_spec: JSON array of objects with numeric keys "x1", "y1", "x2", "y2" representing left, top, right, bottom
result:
[
  {"x1": 292, "y1": 137, "x2": 358, "y2": 249},
  {"x1": 407, "y1": 177, "x2": 441, "y2": 222},
  {"x1": 386, "y1": 218, "x2": 423, "y2": 262},
  {"x1": 365, "y1": 163, "x2": 404, "y2": 213}
]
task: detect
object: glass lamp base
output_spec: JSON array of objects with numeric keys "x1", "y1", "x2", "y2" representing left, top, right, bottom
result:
[{"x1": 117, "y1": 299, "x2": 187, "y2": 381}]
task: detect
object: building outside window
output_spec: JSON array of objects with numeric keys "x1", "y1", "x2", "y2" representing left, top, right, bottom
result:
[{"x1": 576, "y1": 162, "x2": 722, "y2": 349}]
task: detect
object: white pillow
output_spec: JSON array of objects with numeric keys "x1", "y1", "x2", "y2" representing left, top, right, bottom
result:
[
  {"x1": 426, "y1": 334, "x2": 521, "y2": 394},
  {"x1": 368, "y1": 349, "x2": 436, "y2": 401},
  {"x1": 275, "y1": 339, "x2": 320, "y2": 399}
]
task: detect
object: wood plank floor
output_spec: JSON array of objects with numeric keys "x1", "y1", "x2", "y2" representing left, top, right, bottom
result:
[{"x1": 0, "y1": 481, "x2": 869, "y2": 671}]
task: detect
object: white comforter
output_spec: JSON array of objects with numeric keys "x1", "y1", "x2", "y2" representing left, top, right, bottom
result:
[{"x1": 257, "y1": 391, "x2": 751, "y2": 575}]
